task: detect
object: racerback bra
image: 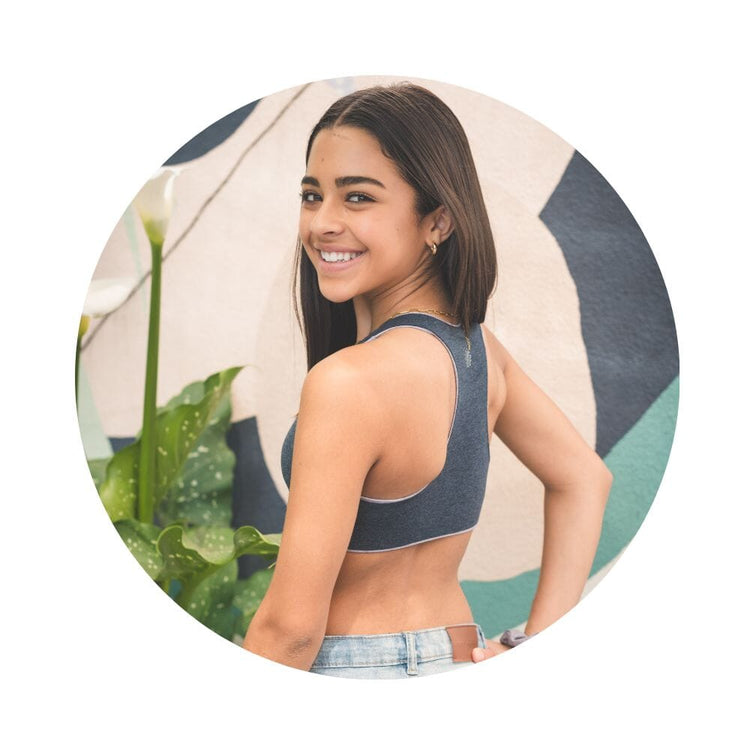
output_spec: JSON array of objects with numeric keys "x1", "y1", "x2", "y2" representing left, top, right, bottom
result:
[{"x1": 280, "y1": 312, "x2": 490, "y2": 553}]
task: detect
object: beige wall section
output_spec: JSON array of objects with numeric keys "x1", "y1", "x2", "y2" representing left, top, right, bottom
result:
[
  {"x1": 463, "y1": 189, "x2": 595, "y2": 580},
  {"x1": 83, "y1": 85, "x2": 305, "y2": 433},
  {"x1": 81, "y1": 75, "x2": 593, "y2": 584}
]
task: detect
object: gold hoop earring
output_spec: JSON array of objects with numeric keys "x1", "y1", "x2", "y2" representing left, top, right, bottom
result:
[{"x1": 431, "y1": 242, "x2": 438, "y2": 256}]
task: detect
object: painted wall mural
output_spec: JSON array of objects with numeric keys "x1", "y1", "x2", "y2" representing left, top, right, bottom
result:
[{"x1": 77, "y1": 75, "x2": 678, "y2": 641}]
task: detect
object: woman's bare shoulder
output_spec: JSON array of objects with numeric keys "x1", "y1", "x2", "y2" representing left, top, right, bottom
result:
[
  {"x1": 296, "y1": 347, "x2": 386, "y2": 462},
  {"x1": 302, "y1": 346, "x2": 378, "y2": 403},
  {"x1": 306, "y1": 339, "x2": 391, "y2": 387},
  {"x1": 480, "y1": 323, "x2": 511, "y2": 371},
  {"x1": 357, "y1": 325, "x2": 457, "y2": 382},
  {"x1": 299, "y1": 343, "x2": 393, "y2": 425},
  {"x1": 315, "y1": 327, "x2": 453, "y2": 406},
  {"x1": 480, "y1": 324, "x2": 510, "y2": 416}
]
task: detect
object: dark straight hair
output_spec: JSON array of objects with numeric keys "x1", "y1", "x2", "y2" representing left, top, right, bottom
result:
[{"x1": 293, "y1": 82, "x2": 498, "y2": 370}]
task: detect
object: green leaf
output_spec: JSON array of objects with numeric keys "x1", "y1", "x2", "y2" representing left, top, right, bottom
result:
[
  {"x1": 99, "y1": 441, "x2": 140, "y2": 521},
  {"x1": 158, "y1": 524, "x2": 280, "y2": 640},
  {"x1": 114, "y1": 519, "x2": 163, "y2": 580},
  {"x1": 233, "y1": 527, "x2": 282, "y2": 559},
  {"x1": 87, "y1": 458, "x2": 110, "y2": 491},
  {"x1": 152, "y1": 367, "x2": 243, "y2": 509},
  {"x1": 156, "y1": 389, "x2": 234, "y2": 527},
  {"x1": 95, "y1": 366, "x2": 242, "y2": 523},
  {"x1": 157, "y1": 525, "x2": 220, "y2": 584},
  {"x1": 181, "y1": 560, "x2": 239, "y2": 641},
  {"x1": 158, "y1": 524, "x2": 280, "y2": 586},
  {"x1": 232, "y1": 567, "x2": 274, "y2": 640}
]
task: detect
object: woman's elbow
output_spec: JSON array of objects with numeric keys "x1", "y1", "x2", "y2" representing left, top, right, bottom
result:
[
  {"x1": 587, "y1": 456, "x2": 613, "y2": 512},
  {"x1": 593, "y1": 456, "x2": 613, "y2": 490},
  {"x1": 243, "y1": 610, "x2": 323, "y2": 658},
  {"x1": 545, "y1": 453, "x2": 613, "y2": 501}
]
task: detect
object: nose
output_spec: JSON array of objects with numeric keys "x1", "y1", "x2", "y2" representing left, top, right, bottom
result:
[{"x1": 307, "y1": 197, "x2": 345, "y2": 237}]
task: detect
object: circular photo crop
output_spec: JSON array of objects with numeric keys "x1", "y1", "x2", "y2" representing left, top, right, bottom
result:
[{"x1": 76, "y1": 75, "x2": 679, "y2": 677}]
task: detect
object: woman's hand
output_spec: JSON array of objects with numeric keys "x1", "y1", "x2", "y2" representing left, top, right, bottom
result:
[{"x1": 471, "y1": 639, "x2": 511, "y2": 662}]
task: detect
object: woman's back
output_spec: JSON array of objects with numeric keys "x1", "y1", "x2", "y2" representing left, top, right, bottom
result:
[
  {"x1": 245, "y1": 83, "x2": 610, "y2": 676},
  {"x1": 281, "y1": 313, "x2": 507, "y2": 634}
]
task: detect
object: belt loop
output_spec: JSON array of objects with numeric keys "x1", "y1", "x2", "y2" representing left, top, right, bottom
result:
[{"x1": 405, "y1": 631, "x2": 418, "y2": 676}]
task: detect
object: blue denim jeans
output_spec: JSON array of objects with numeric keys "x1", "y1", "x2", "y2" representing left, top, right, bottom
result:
[{"x1": 309, "y1": 623, "x2": 487, "y2": 679}]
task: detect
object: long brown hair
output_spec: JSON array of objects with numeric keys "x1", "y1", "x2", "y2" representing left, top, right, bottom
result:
[{"x1": 293, "y1": 82, "x2": 498, "y2": 370}]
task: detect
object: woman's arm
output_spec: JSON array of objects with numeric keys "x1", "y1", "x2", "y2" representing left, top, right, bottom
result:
[
  {"x1": 242, "y1": 350, "x2": 384, "y2": 670},
  {"x1": 475, "y1": 330, "x2": 612, "y2": 658}
]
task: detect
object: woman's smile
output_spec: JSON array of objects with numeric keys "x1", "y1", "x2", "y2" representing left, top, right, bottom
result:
[{"x1": 315, "y1": 245, "x2": 368, "y2": 273}]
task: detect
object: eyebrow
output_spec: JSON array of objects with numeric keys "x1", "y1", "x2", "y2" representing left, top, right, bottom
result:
[{"x1": 301, "y1": 175, "x2": 386, "y2": 189}]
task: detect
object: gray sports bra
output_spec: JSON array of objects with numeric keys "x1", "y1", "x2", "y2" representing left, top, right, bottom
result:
[{"x1": 280, "y1": 312, "x2": 490, "y2": 553}]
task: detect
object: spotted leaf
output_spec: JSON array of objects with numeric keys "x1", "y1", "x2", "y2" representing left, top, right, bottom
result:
[
  {"x1": 114, "y1": 519, "x2": 163, "y2": 580},
  {"x1": 180, "y1": 560, "x2": 239, "y2": 641},
  {"x1": 232, "y1": 567, "x2": 274, "y2": 640},
  {"x1": 95, "y1": 366, "x2": 242, "y2": 523}
]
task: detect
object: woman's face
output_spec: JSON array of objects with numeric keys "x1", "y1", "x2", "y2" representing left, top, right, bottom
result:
[{"x1": 299, "y1": 126, "x2": 434, "y2": 304}]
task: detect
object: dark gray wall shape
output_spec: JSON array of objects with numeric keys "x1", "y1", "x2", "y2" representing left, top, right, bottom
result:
[
  {"x1": 109, "y1": 436, "x2": 135, "y2": 452},
  {"x1": 163, "y1": 100, "x2": 260, "y2": 165},
  {"x1": 539, "y1": 151, "x2": 679, "y2": 456},
  {"x1": 227, "y1": 417, "x2": 287, "y2": 578}
]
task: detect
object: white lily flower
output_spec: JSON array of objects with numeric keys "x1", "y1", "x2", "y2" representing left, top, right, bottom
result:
[
  {"x1": 133, "y1": 166, "x2": 182, "y2": 246},
  {"x1": 83, "y1": 277, "x2": 139, "y2": 317}
]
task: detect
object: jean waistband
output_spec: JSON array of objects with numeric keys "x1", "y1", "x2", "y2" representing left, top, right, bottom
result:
[{"x1": 312, "y1": 623, "x2": 486, "y2": 670}]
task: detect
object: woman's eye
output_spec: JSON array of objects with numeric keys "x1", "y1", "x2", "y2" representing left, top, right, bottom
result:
[
  {"x1": 300, "y1": 190, "x2": 320, "y2": 203},
  {"x1": 347, "y1": 192, "x2": 373, "y2": 204}
]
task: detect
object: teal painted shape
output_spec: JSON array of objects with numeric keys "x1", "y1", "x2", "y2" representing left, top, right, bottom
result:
[
  {"x1": 591, "y1": 376, "x2": 678, "y2": 573},
  {"x1": 461, "y1": 376, "x2": 679, "y2": 636},
  {"x1": 462, "y1": 570, "x2": 540, "y2": 638}
]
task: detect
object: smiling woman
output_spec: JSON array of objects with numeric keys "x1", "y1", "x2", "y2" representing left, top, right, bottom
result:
[
  {"x1": 299, "y1": 127, "x2": 451, "y2": 311},
  {"x1": 79, "y1": 75, "x2": 677, "y2": 681},
  {"x1": 242, "y1": 83, "x2": 613, "y2": 678}
]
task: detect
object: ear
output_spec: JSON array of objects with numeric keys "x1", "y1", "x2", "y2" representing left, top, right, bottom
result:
[{"x1": 425, "y1": 206, "x2": 454, "y2": 244}]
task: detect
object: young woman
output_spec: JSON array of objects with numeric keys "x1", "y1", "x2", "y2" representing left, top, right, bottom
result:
[{"x1": 243, "y1": 83, "x2": 612, "y2": 678}]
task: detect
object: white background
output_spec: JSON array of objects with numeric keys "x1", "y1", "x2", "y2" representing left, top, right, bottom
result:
[{"x1": 4, "y1": 1, "x2": 748, "y2": 747}]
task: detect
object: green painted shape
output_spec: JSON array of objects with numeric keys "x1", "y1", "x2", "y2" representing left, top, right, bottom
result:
[
  {"x1": 77, "y1": 364, "x2": 114, "y2": 461},
  {"x1": 462, "y1": 376, "x2": 679, "y2": 636}
]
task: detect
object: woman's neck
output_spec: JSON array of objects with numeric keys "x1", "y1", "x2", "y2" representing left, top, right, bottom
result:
[{"x1": 353, "y1": 282, "x2": 454, "y2": 342}]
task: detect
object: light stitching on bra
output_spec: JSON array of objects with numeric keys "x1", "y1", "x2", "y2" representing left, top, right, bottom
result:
[
  {"x1": 361, "y1": 311, "x2": 461, "y2": 336},
  {"x1": 347, "y1": 523, "x2": 478, "y2": 553}
]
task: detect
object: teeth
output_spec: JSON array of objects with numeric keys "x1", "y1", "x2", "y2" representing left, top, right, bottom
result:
[{"x1": 321, "y1": 250, "x2": 361, "y2": 263}]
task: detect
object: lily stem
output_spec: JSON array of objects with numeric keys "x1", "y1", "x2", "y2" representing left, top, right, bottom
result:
[{"x1": 138, "y1": 239, "x2": 162, "y2": 524}]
